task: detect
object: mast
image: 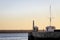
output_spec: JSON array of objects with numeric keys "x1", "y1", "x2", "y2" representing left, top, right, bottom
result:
[
  {"x1": 33, "y1": 20, "x2": 34, "y2": 29},
  {"x1": 50, "y1": 4, "x2": 51, "y2": 26},
  {"x1": 50, "y1": 0, "x2": 52, "y2": 26}
]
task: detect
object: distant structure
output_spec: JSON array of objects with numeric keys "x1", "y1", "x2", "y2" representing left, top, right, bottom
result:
[
  {"x1": 46, "y1": 2, "x2": 55, "y2": 32},
  {"x1": 32, "y1": 0, "x2": 56, "y2": 32},
  {"x1": 33, "y1": 20, "x2": 38, "y2": 32}
]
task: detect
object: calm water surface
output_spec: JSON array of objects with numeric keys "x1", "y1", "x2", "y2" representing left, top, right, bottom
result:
[{"x1": 0, "y1": 33, "x2": 28, "y2": 40}]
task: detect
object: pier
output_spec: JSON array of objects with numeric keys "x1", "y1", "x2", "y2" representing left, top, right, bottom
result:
[{"x1": 0, "y1": 30, "x2": 32, "y2": 33}]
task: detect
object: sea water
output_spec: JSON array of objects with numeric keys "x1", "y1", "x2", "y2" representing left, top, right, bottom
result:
[{"x1": 0, "y1": 33, "x2": 28, "y2": 40}]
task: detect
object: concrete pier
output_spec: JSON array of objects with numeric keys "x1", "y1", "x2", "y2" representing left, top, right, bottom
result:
[{"x1": 28, "y1": 32, "x2": 60, "y2": 40}]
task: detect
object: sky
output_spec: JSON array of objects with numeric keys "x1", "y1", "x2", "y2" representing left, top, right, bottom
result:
[{"x1": 0, "y1": 0, "x2": 60, "y2": 30}]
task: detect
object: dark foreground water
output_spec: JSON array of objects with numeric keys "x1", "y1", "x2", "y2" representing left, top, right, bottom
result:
[{"x1": 0, "y1": 33, "x2": 28, "y2": 40}]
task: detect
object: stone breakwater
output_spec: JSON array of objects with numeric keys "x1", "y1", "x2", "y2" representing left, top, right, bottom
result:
[
  {"x1": 28, "y1": 32, "x2": 60, "y2": 40},
  {"x1": 32, "y1": 32, "x2": 60, "y2": 38}
]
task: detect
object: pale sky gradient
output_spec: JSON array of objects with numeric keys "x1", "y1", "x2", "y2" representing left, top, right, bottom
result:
[{"x1": 0, "y1": 0, "x2": 60, "y2": 30}]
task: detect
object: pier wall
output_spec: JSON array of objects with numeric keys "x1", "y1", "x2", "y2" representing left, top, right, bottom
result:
[{"x1": 28, "y1": 32, "x2": 60, "y2": 40}]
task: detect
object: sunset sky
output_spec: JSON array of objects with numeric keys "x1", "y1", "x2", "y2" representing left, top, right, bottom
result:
[{"x1": 0, "y1": 0, "x2": 60, "y2": 30}]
